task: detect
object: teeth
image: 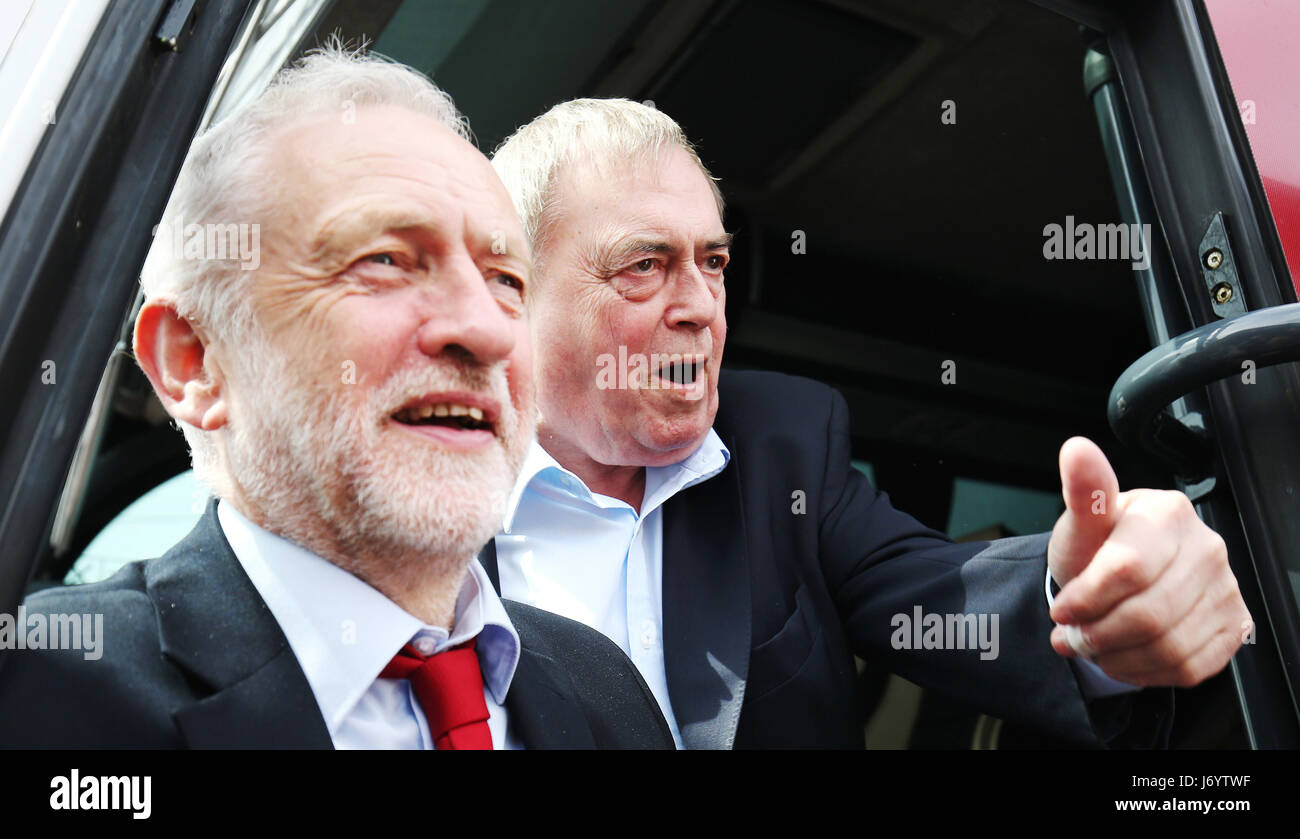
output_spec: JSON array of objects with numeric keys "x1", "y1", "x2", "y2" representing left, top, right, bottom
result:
[{"x1": 397, "y1": 402, "x2": 489, "y2": 423}]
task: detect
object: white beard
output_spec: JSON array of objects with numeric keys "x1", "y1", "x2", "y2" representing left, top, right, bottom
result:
[{"x1": 223, "y1": 341, "x2": 533, "y2": 583}]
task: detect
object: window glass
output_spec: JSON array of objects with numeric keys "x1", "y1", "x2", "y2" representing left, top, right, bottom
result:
[
  {"x1": 65, "y1": 471, "x2": 200, "y2": 585},
  {"x1": 947, "y1": 478, "x2": 1061, "y2": 539}
]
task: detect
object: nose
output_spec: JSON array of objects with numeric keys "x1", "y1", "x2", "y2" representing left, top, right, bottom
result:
[
  {"x1": 665, "y1": 261, "x2": 720, "y2": 331},
  {"x1": 415, "y1": 251, "x2": 516, "y2": 363}
]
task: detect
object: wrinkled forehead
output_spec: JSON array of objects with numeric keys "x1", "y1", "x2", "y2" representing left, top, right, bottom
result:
[
  {"x1": 268, "y1": 107, "x2": 493, "y2": 194},
  {"x1": 262, "y1": 106, "x2": 527, "y2": 247},
  {"x1": 552, "y1": 145, "x2": 724, "y2": 237}
]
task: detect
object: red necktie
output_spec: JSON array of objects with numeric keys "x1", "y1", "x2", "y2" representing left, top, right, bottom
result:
[{"x1": 381, "y1": 638, "x2": 493, "y2": 750}]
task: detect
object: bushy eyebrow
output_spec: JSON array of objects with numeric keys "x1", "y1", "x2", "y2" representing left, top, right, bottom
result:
[
  {"x1": 307, "y1": 205, "x2": 529, "y2": 268},
  {"x1": 588, "y1": 233, "x2": 733, "y2": 277},
  {"x1": 308, "y1": 207, "x2": 434, "y2": 264}
]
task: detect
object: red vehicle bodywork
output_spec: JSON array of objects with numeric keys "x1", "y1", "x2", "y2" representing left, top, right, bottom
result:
[{"x1": 1205, "y1": 0, "x2": 1300, "y2": 296}]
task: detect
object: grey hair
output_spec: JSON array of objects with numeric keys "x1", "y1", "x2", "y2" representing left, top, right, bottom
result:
[
  {"x1": 139, "y1": 41, "x2": 470, "y2": 490},
  {"x1": 490, "y1": 98, "x2": 724, "y2": 266}
]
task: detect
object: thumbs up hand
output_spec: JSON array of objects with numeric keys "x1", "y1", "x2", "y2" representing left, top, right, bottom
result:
[{"x1": 1046, "y1": 437, "x2": 1251, "y2": 688}]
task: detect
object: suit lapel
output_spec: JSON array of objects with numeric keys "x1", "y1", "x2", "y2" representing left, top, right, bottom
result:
[
  {"x1": 173, "y1": 647, "x2": 332, "y2": 748},
  {"x1": 501, "y1": 648, "x2": 597, "y2": 748},
  {"x1": 487, "y1": 455, "x2": 752, "y2": 748},
  {"x1": 500, "y1": 600, "x2": 596, "y2": 748},
  {"x1": 148, "y1": 513, "x2": 607, "y2": 748},
  {"x1": 662, "y1": 449, "x2": 751, "y2": 750},
  {"x1": 147, "y1": 503, "x2": 332, "y2": 748}
]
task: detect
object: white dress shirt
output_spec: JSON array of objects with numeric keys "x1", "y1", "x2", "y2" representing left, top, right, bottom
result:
[
  {"x1": 217, "y1": 501, "x2": 521, "y2": 749},
  {"x1": 496, "y1": 431, "x2": 731, "y2": 749}
]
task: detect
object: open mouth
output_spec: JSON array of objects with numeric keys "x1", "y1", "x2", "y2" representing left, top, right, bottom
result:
[
  {"x1": 392, "y1": 400, "x2": 495, "y2": 433},
  {"x1": 655, "y1": 357, "x2": 704, "y2": 387}
]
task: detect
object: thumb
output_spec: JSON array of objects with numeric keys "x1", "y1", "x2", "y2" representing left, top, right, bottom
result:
[{"x1": 1049, "y1": 436, "x2": 1120, "y2": 587}]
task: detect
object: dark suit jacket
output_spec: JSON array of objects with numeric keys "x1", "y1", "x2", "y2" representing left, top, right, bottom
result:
[
  {"x1": 484, "y1": 370, "x2": 1171, "y2": 749},
  {"x1": 0, "y1": 504, "x2": 673, "y2": 749}
]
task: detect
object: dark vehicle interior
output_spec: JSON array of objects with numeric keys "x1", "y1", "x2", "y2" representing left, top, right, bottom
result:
[{"x1": 9, "y1": 0, "x2": 1299, "y2": 748}]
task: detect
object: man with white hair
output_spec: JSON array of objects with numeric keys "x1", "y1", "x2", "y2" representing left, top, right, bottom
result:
[
  {"x1": 0, "y1": 53, "x2": 671, "y2": 749},
  {"x1": 484, "y1": 98, "x2": 1252, "y2": 748}
]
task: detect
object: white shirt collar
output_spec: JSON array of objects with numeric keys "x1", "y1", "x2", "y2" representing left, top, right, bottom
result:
[
  {"x1": 216, "y1": 500, "x2": 520, "y2": 738},
  {"x1": 502, "y1": 428, "x2": 731, "y2": 530}
]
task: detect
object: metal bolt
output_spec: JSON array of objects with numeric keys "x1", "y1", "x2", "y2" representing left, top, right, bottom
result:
[
  {"x1": 1212, "y1": 283, "x2": 1234, "y2": 304},
  {"x1": 1204, "y1": 248, "x2": 1224, "y2": 270}
]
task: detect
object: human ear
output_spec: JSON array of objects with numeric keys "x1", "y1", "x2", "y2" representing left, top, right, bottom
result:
[{"x1": 133, "y1": 299, "x2": 228, "y2": 431}]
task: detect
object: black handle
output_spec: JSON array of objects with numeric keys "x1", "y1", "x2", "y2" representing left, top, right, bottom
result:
[{"x1": 1108, "y1": 303, "x2": 1300, "y2": 476}]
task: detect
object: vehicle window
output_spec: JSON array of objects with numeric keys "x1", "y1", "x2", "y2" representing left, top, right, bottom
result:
[
  {"x1": 947, "y1": 478, "x2": 1059, "y2": 539},
  {"x1": 64, "y1": 471, "x2": 201, "y2": 585}
]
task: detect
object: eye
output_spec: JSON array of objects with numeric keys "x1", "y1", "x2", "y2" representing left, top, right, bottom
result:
[
  {"x1": 704, "y1": 254, "x2": 728, "y2": 271},
  {"x1": 345, "y1": 251, "x2": 407, "y2": 286},
  {"x1": 633, "y1": 258, "x2": 656, "y2": 272},
  {"x1": 494, "y1": 272, "x2": 524, "y2": 291},
  {"x1": 489, "y1": 271, "x2": 526, "y2": 314}
]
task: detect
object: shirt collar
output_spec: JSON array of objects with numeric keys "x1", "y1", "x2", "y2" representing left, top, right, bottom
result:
[
  {"x1": 217, "y1": 500, "x2": 520, "y2": 737},
  {"x1": 503, "y1": 441, "x2": 570, "y2": 531},
  {"x1": 502, "y1": 428, "x2": 730, "y2": 530}
]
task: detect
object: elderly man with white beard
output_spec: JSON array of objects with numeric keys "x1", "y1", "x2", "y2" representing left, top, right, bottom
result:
[{"x1": 0, "y1": 50, "x2": 672, "y2": 749}]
